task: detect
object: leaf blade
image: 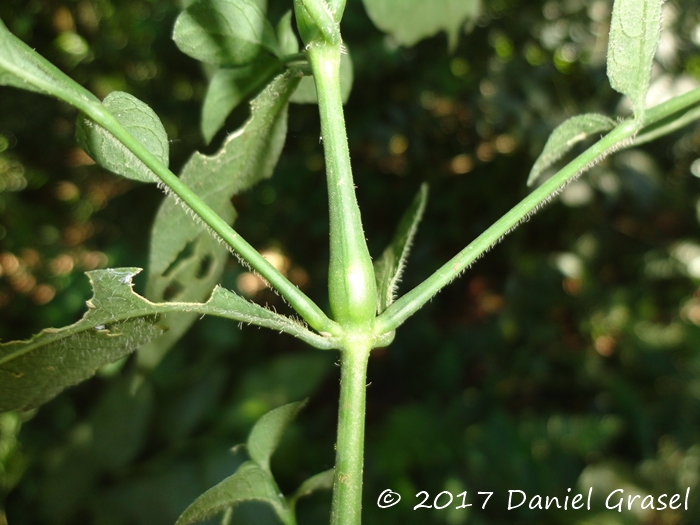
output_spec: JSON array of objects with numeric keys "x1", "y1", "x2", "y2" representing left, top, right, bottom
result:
[
  {"x1": 173, "y1": 0, "x2": 279, "y2": 66},
  {"x1": 289, "y1": 468, "x2": 334, "y2": 506},
  {"x1": 527, "y1": 114, "x2": 616, "y2": 186},
  {"x1": 174, "y1": 461, "x2": 291, "y2": 525},
  {"x1": 247, "y1": 400, "x2": 307, "y2": 471},
  {"x1": 607, "y1": 0, "x2": 662, "y2": 120},
  {"x1": 361, "y1": 0, "x2": 481, "y2": 50},
  {"x1": 76, "y1": 91, "x2": 169, "y2": 183},
  {"x1": 374, "y1": 184, "x2": 428, "y2": 314},
  {"x1": 140, "y1": 70, "x2": 301, "y2": 370}
]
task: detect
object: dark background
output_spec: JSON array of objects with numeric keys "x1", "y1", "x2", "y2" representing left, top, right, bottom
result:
[{"x1": 2, "y1": 0, "x2": 700, "y2": 524}]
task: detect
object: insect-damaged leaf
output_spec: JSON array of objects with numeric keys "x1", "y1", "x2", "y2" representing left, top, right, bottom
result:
[
  {"x1": 0, "y1": 17, "x2": 99, "y2": 106},
  {"x1": 607, "y1": 0, "x2": 662, "y2": 120},
  {"x1": 362, "y1": 0, "x2": 481, "y2": 51},
  {"x1": 527, "y1": 114, "x2": 616, "y2": 186},
  {"x1": 201, "y1": 56, "x2": 281, "y2": 144},
  {"x1": 173, "y1": 0, "x2": 279, "y2": 66},
  {"x1": 76, "y1": 91, "x2": 169, "y2": 183},
  {"x1": 140, "y1": 70, "x2": 301, "y2": 370},
  {"x1": 175, "y1": 461, "x2": 292, "y2": 525},
  {"x1": 374, "y1": 184, "x2": 428, "y2": 314},
  {"x1": 0, "y1": 268, "x2": 336, "y2": 413},
  {"x1": 0, "y1": 269, "x2": 163, "y2": 413},
  {"x1": 247, "y1": 400, "x2": 307, "y2": 472}
]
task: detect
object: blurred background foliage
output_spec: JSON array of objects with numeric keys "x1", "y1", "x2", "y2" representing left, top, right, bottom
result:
[{"x1": 2, "y1": 0, "x2": 700, "y2": 524}]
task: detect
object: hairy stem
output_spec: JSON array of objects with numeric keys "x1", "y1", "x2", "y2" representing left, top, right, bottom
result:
[
  {"x1": 308, "y1": 43, "x2": 377, "y2": 328},
  {"x1": 330, "y1": 340, "x2": 371, "y2": 525}
]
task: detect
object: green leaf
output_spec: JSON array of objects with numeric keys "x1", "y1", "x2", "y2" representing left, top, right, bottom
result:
[
  {"x1": 174, "y1": 461, "x2": 292, "y2": 525},
  {"x1": 139, "y1": 70, "x2": 302, "y2": 370},
  {"x1": 374, "y1": 184, "x2": 428, "y2": 314},
  {"x1": 76, "y1": 91, "x2": 169, "y2": 183},
  {"x1": 289, "y1": 468, "x2": 334, "y2": 507},
  {"x1": 276, "y1": 10, "x2": 299, "y2": 56},
  {"x1": 290, "y1": 50, "x2": 353, "y2": 105},
  {"x1": 0, "y1": 268, "x2": 338, "y2": 413},
  {"x1": 247, "y1": 400, "x2": 307, "y2": 471},
  {"x1": 362, "y1": 0, "x2": 481, "y2": 51},
  {"x1": 0, "y1": 269, "x2": 164, "y2": 413},
  {"x1": 527, "y1": 114, "x2": 616, "y2": 187},
  {"x1": 0, "y1": 17, "x2": 98, "y2": 106},
  {"x1": 173, "y1": 0, "x2": 279, "y2": 66},
  {"x1": 201, "y1": 56, "x2": 281, "y2": 144},
  {"x1": 607, "y1": 0, "x2": 662, "y2": 120}
]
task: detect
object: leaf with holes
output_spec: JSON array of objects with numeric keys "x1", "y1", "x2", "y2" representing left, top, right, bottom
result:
[
  {"x1": 374, "y1": 184, "x2": 428, "y2": 314},
  {"x1": 173, "y1": 0, "x2": 279, "y2": 66},
  {"x1": 527, "y1": 114, "x2": 616, "y2": 186},
  {"x1": 607, "y1": 0, "x2": 662, "y2": 120},
  {"x1": 140, "y1": 70, "x2": 302, "y2": 370},
  {"x1": 362, "y1": 0, "x2": 481, "y2": 51},
  {"x1": 76, "y1": 91, "x2": 169, "y2": 183},
  {"x1": 0, "y1": 268, "x2": 337, "y2": 413}
]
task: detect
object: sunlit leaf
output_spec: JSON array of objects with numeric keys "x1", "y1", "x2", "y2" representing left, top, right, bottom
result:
[
  {"x1": 174, "y1": 461, "x2": 292, "y2": 525},
  {"x1": 76, "y1": 91, "x2": 169, "y2": 183},
  {"x1": 247, "y1": 400, "x2": 307, "y2": 471},
  {"x1": 0, "y1": 267, "x2": 337, "y2": 413},
  {"x1": 140, "y1": 70, "x2": 302, "y2": 370},
  {"x1": 607, "y1": 0, "x2": 662, "y2": 119},
  {"x1": 362, "y1": 0, "x2": 481, "y2": 50},
  {"x1": 289, "y1": 468, "x2": 334, "y2": 507},
  {"x1": 173, "y1": 0, "x2": 279, "y2": 65},
  {"x1": 374, "y1": 184, "x2": 428, "y2": 314},
  {"x1": 0, "y1": 17, "x2": 98, "y2": 106},
  {"x1": 527, "y1": 114, "x2": 616, "y2": 186},
  {"x1": 290, "y1": 50, "x2": 353, "y2": 105},
  {"x1": 201, "y1": 56, "x2": 280, "y2": 144}
]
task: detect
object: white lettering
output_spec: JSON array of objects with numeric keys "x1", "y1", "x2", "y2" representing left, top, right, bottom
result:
[
  {"x1": 606, "y1": 489, "x2": 624, "y2": 512},
  {"x1": 508, "y1": 490, "x2": 526, "y2": 510}
]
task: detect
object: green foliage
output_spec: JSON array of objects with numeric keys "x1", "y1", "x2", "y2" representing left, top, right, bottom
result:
[
  {"x1": 607, "y1": 0, "x2": 662, "y2": 120},
  {"x1": 527, "y1": 114, "x2": 615, "y2": 186},
  {"x1": 374, "y1": 184, "x2": 427, "y2": 314},
  {"x1": 76, "y1": 91, "x2": 169, "y2": 184},
  {"x1": 362, "y1": 0, "x2": 481, "y2": 50}
]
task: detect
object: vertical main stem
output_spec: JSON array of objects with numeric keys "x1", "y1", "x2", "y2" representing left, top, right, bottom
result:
[{"x1": 330, "y1": 342, "x2": 371, "y2": 525}]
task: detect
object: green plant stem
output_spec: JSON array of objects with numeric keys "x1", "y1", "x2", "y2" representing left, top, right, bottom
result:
[
  {"x1": 330, "y1": 340, "x2": 371, "y2": 525},
  {"x1": 374, "y1": 86, "x2": 700, "y2": 335},
  {"x1": 307, "y1": 43, "x2": 377, "y2": 327},
  {"x1": 83, "y1": 104, "x2": 341, "y2": 337}
]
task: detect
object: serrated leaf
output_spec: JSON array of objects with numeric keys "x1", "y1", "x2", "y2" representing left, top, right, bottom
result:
[
  {"x1": 140, "y1": 70, "x2": 302, "y2": 370},
  {"x1": 362, "y1": 0, "x2": 481, "y2": 51},
  {"x1": 248, "y1": 400, "x2": 307, "y2": 471},
  {"x1": 0, "y1": 267, "x2": 337, "y2": 413},
  {"x1": 290, "y1": 50, "x2": 353, "y2": 105},
  {"x1": 289, "y1": 468, "x2": 334, "y2": 506},
  {"x1": 527, "y1": 114, "x2": 616, "y2": 186},
  {"x1": 374, "y1": 184, "x2": 428, "y2": 314},
  {"x1": 0, "y1": 17, "x2": 98, "y2": 106},
  {"x1": 276, "y1": 11, "x2": 299, "y2": 56},
  {"x1": 175, "y1": 461, "x2": 292, "y2": 525},
  {"x1": 607, "y1": 0, "x2": 662, "y2": 120},
  {"x1": 76, "y1": 91, "x2": 169, "y2": 183},
  {"x1": 201, "y1": 56, "x2": 280, "y2": 144},
  {"x1": 173, "y1": 0, "x2": 279, "y2": 66}
]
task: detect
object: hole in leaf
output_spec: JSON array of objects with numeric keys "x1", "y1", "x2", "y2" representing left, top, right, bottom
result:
[
  {"x1": 162, "y1": 240, "x2": 197, "y2": 278},
  {"x1": 196, "y1": 254, "x2": 214, "y2": 279},
  {"x1": 163, "y1": 281, "x2": 184, "y2": 301}
]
